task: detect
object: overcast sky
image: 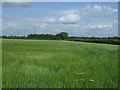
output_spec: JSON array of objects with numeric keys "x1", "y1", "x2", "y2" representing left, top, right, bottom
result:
[{"x1": 2, "y1": 2, "x2": 118, "y2": 37}]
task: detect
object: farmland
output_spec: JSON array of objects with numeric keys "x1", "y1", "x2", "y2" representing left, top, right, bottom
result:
[
  {"x1": 0, "y1": 39, "x2": 2, "y2": 89},
  {"x1": 2, "y1": 39, "x2": 118, "y2": 88}
]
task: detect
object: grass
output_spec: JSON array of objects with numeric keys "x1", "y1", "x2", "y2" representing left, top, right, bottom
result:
[
  {"x1": 0, "y1": 38, "x2": 2, "y2": 89},
  {"x1": 2, "y1": 39, "x2": 118, "y2": 88}
]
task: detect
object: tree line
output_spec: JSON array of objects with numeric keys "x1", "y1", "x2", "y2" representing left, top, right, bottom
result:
[
  {"x1": 1, "y1": 32, "x2": 120, "y2": 45},
  {"x1": 1, "y1": 32, "x2": 68, "y2": 40}
]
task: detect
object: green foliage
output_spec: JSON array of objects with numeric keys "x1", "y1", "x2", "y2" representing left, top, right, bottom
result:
[
  {"x1": 56, "y1": 32, "x2": 68, "y2": 40},
  {"x1": 27, "y1": 32, "x2": 68, "y2": 40},
  {"x1": 27, "y1": 34, "x2": 59, "y2": 40},
  {"x1": 2, "y1": 35, "x2": 26, "y2": 39},
  {"x1": 67, "y1": 37, "x2": 120, "y2": 45},
  {"x1": 2, "y1": 39, "x2": 118, "y2": 88}
]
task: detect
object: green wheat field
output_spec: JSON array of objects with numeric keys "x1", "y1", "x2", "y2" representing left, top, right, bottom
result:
[{"x1": 2, "y1": 39, "x2": 118, "y2": 88}]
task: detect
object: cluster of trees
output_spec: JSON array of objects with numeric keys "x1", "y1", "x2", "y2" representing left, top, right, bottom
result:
[
  {"x1": 27, "y1": 32, "x2": 68, "y2": 40},
  {"x1": 67, "y1": 36, "x2": 120, "y2": 45},
  {"x1": 1, "y1": 32, "x2": 68, "y2": 40},
  {"x1": 68, "y1": 36, "x2": 120, "y2": 39},
  {"x1": 68, "y1": 38, "x2": 120, "y2": 45},
  {"x1": 1, "y1": 35, "x2": 26, "y2": 39},
  {"x1": 1, "y1": 32, "x2": 120, "y2": 45}
]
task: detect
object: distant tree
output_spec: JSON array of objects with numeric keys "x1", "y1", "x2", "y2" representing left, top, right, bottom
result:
[
  {"x1": 2, "y1": 35, "x2": 7, "y2": 38},
  {"x1": 56, "y1": 32, "x2": 68, "y2": 40}
]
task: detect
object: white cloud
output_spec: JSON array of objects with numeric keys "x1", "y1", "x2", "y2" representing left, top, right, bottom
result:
[
  {"x1": 58, "y1": 4, "x2": 118, "y2": 17},
  {"x1": 60, "y1": 9, "x2": 78, "y2": 15},
  {"x1": 113, "y1": 9, "x2": 118, "y2": 12},
  {"x1": 113, "y1": 20, "x2": 118, "y2": 24},
  {"x1": 43, "y1": 14, "x2": 81, "y2": 24},
  {"x1": 83, "y1": 4, "x2": 118, "y2": 15},
  {"x1": 34, "y1": 23, "x2": 47, "y2": 28},
  {"x1": 40, "y1": 23, "x2": 47, "y2": 28},
  {"x1": 83, "y1": 23, "x2": 113, "y2": 29},
  {"x1": 59, "y1": 14, "x2": 81, "y2": 23},
  {"x1": 44, "y1": 18, "x2": 56, "y2": 23}
]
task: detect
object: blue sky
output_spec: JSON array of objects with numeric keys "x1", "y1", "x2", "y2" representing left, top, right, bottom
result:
[{"x1": 2, "y1": 2, "x2": 118, "y2": 37}]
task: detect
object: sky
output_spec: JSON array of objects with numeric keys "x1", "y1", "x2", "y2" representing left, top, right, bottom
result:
[{"x1": 2, "y1": 2, "x2": 118, "y2": 37}]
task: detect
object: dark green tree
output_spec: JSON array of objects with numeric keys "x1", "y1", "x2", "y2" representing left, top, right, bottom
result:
[{"x1": 56, "y1": 32, "x2": 68, "y2": 40}]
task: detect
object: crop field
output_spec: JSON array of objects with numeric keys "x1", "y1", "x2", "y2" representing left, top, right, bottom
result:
[
  {"x1": 2, "y1": 39, "x2": 118, "y2": 88},
  {"x1": 0, "y1": 39, "x2": 2, "y2": 89}
]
